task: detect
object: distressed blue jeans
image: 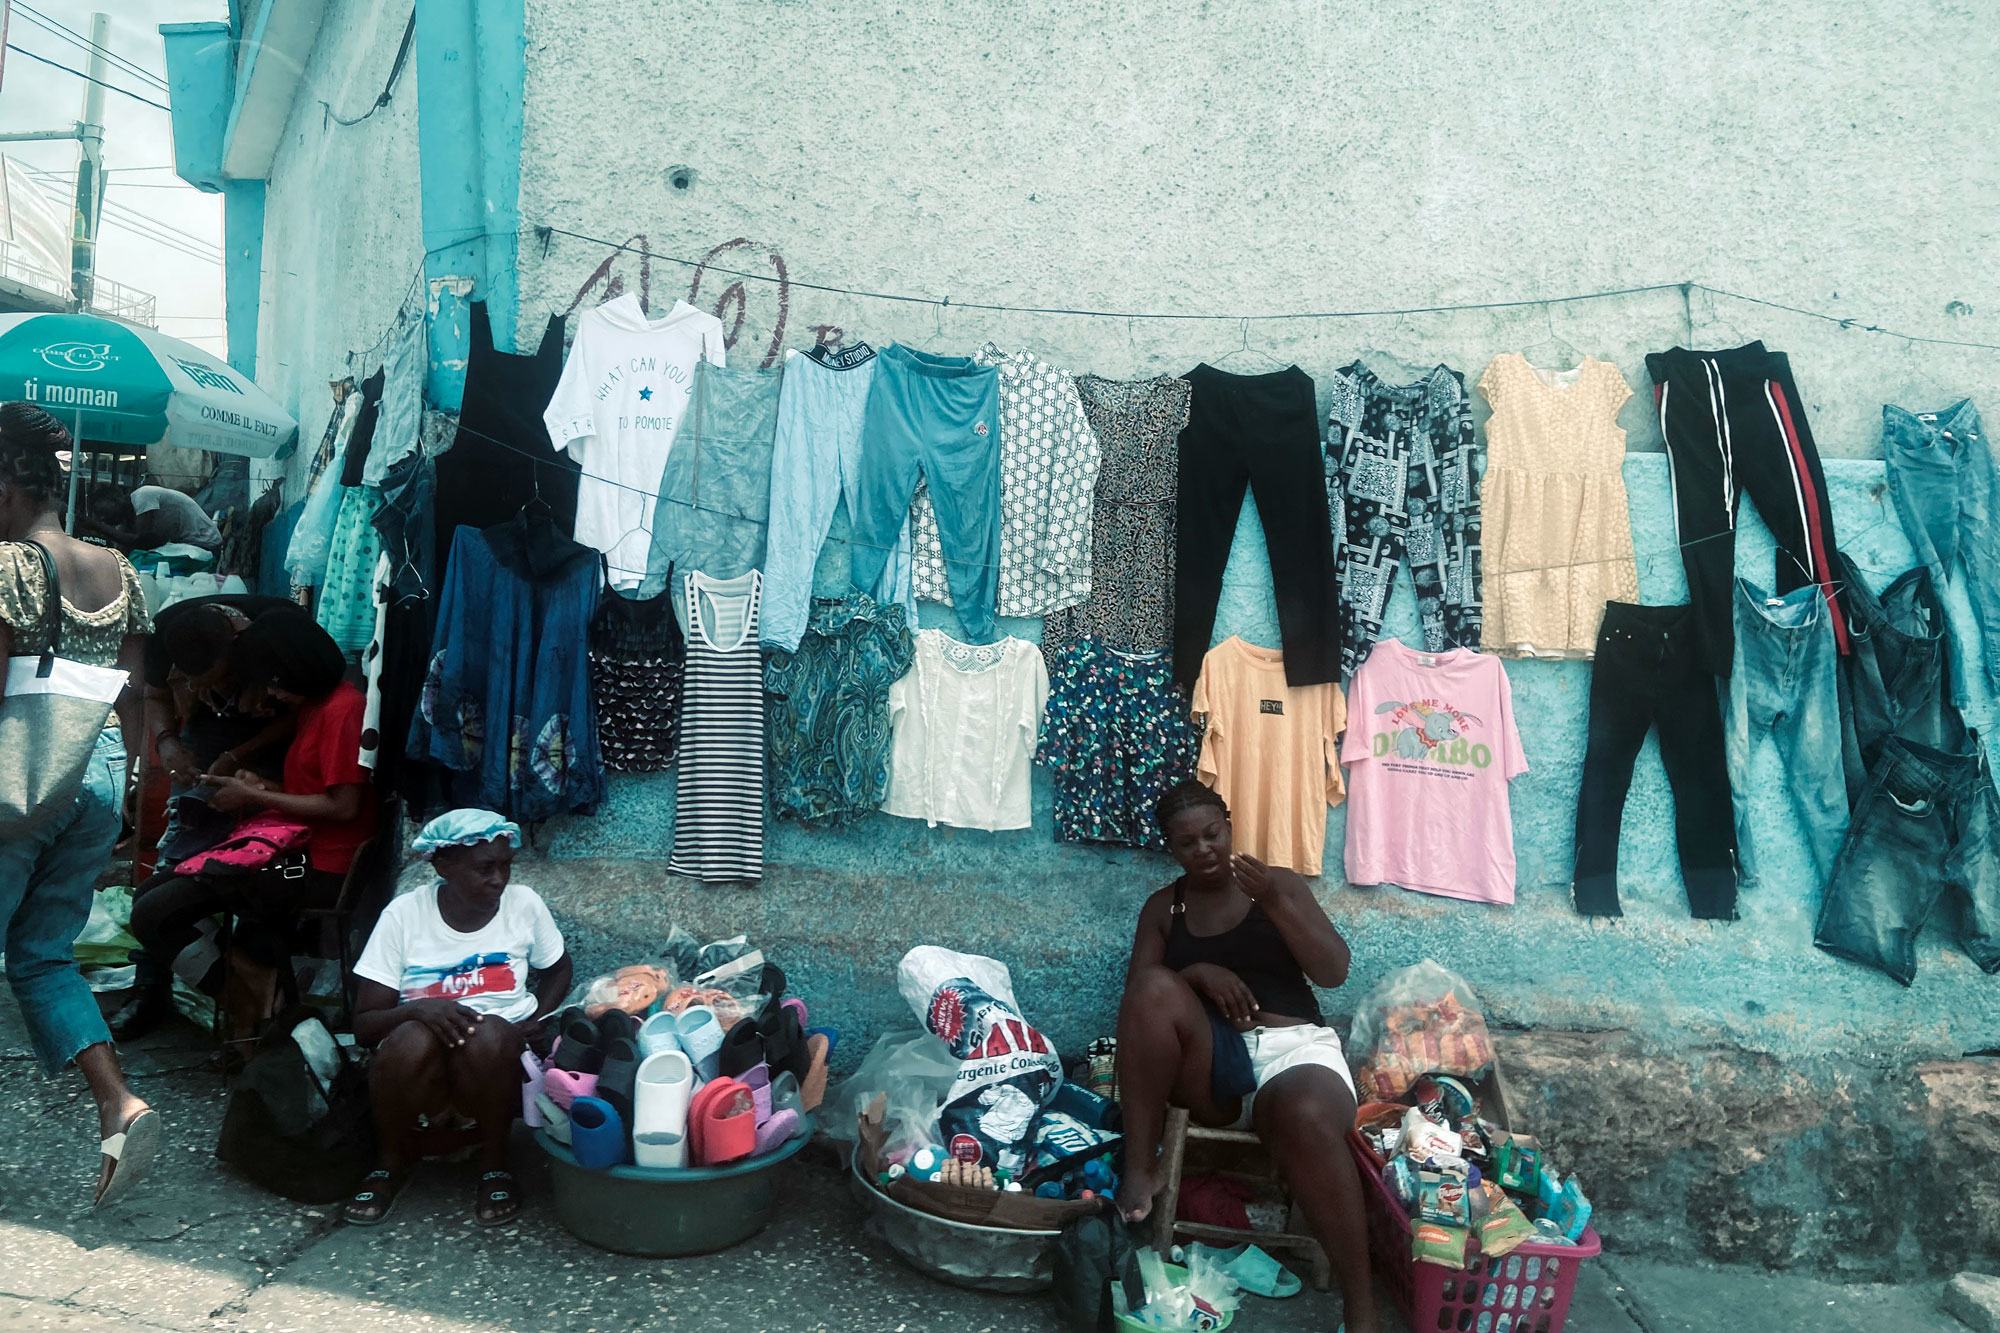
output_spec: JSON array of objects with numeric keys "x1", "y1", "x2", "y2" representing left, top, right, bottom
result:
[
  {"x1": 0, "y1": 729, "x2": 124, "y2": 1072},
  {"x1": 1728, "y1": 579, "x2": 1847, "y2": 892},
  {"x1": 1814, "y1": 736, "x2": 2000, "y2": 986},
  {"x1": 1882, "y1": 400, "x2": 2000, "y2": 706},
  {"x1": 1834, "y1": 552, "x2": 1964, "y2": 807}
]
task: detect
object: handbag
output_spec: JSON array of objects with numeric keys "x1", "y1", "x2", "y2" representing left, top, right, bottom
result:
[
  {"x1": 216, "y1": 1005, "x2": 374, "y2": 1202},
  {"x1": 0, "y1": 541, "x2": 129, "y2": 836},
  {"x1": 173, "y1": 811, "x2": 312, "y2": 878}
]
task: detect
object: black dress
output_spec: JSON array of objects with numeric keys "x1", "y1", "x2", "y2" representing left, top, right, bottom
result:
[{"x1": 432, "y1": 301, "x2": 579, "y2": 581}]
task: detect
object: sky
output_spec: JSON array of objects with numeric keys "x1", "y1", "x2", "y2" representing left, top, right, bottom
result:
[{"x1": 0, "y1": 0, "x2": 228, "y2": 352}]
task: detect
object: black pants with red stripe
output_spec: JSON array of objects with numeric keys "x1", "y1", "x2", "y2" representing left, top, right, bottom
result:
[{"x1": 1645, "y1": 341, "x2": 1850, "y2": 677}]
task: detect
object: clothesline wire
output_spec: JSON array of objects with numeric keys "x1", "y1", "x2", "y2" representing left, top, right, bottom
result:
[
  {"x1": 531, "y1": 224, "x2": 2000, "y2": 351},
  {"x1": 435, "y1": 407, "x2": 1809, "y2": 589}
]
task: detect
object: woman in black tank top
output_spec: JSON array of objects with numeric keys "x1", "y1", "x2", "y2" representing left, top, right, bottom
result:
[{"x1": 1116, "y1": 778, "x2": 1378, "y2": 1333}]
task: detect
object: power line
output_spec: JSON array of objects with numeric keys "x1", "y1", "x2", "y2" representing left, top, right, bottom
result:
[
  {"x1": 3, "y1": 43, "x2": 171, "y2": 112},
  {"x1": 12, "y1": 4, "x2": 169, "y2": 91},
  {"x1": 30, "y1": 178, "x2": 224, "y2": 261},
  {"x1": 30, "y1": 174, "x2": 222, "y2": 252},
  {"x1": 319, "y1": 9, "x2": 414, "y2": 126}
]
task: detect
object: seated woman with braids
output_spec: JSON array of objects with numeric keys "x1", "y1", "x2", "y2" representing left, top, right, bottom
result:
[
  {"x1": 113, "y1": 616, "x2": 374, "y2": 1039},
  {"x1": 1116, "y1": 778, "x2": 1377, "y2": 1333}
]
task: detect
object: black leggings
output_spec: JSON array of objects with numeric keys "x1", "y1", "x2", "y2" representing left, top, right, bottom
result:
[
  {"x1": 1572, "y1": 602, "x2": 1739, "y2": 920},
  {"x1": 128, "y1": 866, "x2": 342, "y2": 989},
  {"x1": 1173, "y1": 364, "x2": 1342, "y2": 688},
  {"x1": 1646, "y1": 341, "x2": 1849, "y2": 677}
]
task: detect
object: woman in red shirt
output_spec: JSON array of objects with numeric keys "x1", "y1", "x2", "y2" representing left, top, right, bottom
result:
[{"x1": 113, "y1": 618, "x2": 376, "y2": 1039}]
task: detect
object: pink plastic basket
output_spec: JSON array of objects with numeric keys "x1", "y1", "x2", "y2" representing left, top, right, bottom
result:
[{"x1": 1347, "y1": 1133, "x2": 1602, "y2": 1333}]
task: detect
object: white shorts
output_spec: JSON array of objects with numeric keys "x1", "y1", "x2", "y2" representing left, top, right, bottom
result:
[{"x1": 1231, "y1": 1023, "x2": 1356, "y2": 1128}]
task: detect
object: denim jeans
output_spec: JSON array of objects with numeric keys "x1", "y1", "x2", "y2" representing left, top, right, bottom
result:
[
  {"x1": 0, "y1": 729, "x2": 124, "y2": 1072},
  {"x1": 1728, "y1": 579, "x2": 1847, "y2": 891},
  {"x1": 1834, "y1": 552, "x2": 1964, "y2": 807},
  {"x1": 1573, "y1": 602, "x2": 1739, "y2": 919},
  {"x1": 1814, "y1": 736, "x2": 2000, "y2": 986},
  {"x1": 1882, "y1": 400, "x2": 2000, "y2": 706}
]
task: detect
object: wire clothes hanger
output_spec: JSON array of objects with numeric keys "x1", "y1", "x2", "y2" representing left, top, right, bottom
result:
[
  {"x1": 1520, "y1": 303, "x2": 1584, "y2": 372},
  {"x1": 1211, "y1": 318, "x2": 1287, "y2": 372}
]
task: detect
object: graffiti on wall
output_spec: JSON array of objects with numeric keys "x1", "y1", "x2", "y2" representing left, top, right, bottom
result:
[{"x1": 563, "y1": 234, "x2": 800, "y2": 369}]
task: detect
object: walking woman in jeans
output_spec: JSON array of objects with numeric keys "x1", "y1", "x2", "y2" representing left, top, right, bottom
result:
[{"x1": 0, "y1": 404, "x2": 160, "y2": 1205}]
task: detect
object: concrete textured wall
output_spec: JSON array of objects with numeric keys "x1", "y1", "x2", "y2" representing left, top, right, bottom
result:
[
  {"x1": 506, "y1": 0, "x2": 2000, "y2": 1044},
  {"x1": 490, "y1": 0, "x2": 2000, "y2": 1272},
  {"x1": 252, "y1": 0, "x2": 422, "y2": 493}
]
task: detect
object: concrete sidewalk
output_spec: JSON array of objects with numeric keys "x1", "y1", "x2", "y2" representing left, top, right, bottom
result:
[{"x1": 0, "y1": 999, "x2": 1970, "y2": 1332}]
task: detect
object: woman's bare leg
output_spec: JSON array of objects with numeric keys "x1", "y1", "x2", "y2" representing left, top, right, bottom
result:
[
  {"x1": 1253, "y1": 1065, "x2": 1378, "y2": 1333},
  {"x1": 1114, "y1": 965, "x2": 1236, "y2": 1221}
]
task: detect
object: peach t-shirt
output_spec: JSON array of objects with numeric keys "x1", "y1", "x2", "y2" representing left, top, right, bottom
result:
[
  {"x1": 1341, "y1": 638, "x2": 1528, "y2": 903},
  {"x1": 1191, "y1": 636, "x2": 1347, "y2": 875}
]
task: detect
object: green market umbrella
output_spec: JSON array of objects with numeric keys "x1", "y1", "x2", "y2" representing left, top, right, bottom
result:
[{"x1": 0, "y1": 312, "x2": 297, "y2": 460}]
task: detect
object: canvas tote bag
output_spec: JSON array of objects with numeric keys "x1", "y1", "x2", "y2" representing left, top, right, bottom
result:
[{"x1": 0, "y1": 542, "x2": 129, "y2": 836}]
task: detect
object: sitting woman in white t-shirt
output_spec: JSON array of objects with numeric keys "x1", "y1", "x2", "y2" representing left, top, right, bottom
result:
[{"x1": 344, "y1": 809, "x2": 573, "y2": 1228}]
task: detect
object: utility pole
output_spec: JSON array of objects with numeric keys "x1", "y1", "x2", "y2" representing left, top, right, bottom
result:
[{"x1": 69, "y1": 10, "x2": 109, "y2": 312}]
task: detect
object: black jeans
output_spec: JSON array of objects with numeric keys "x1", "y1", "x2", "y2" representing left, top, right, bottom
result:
[
  {"x1": 1173, "y1": 364, "x2": 1342, "y2": 689},
  {"x1": 1573, "y1": 602, "x2": 1740, "y2": 920},
  {"x1": 1834, "y1": 553, "x2": 1964, "y2": 808},
  {"x1": 128, "y1": 865, "x2": 343, "y2": 991},
  {"x1": 1646, "y1": 341, "x2": 1850, "y2": 677},
  {"x1": 1814, "y1": 737, "x2": 2000, "y2": 986}
]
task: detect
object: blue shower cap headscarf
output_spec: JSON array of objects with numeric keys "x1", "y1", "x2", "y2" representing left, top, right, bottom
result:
[{"x1": 412, "y1": 808, "x2": 522, "y2": 860}]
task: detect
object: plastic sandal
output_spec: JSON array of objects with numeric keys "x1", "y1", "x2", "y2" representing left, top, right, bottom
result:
[
  {"x1": 520, "y1": 1051, "x2": 547, "y2": 1127},
  {"x1": 718, "y1": 1020, "x2": 766, "y2": 1079},
  {"x1": 94, "y1": 1107, "x2": 160, "y2": 1208},
  {"x1": 634, "y1": 1129, "x2": 685, "y2": 1168},
  {"x1": 800, "y1": 1033, "x2": 832, "y2": 1112},
  {"x1": 475, "y1": 1169, "x2": 521, "y2": 1227},
  {"x1": 769, "y1": 1070, "x2": 803, "y2": 1119},
  {"x1": 535, "y1": 1092, "x2": 572, "y2": 1144},
  {"x1": 596, "y1": 1037, "x2": 642, "y2": 1127},
  {"x1": 739, "y1": 1063, "x2": 772, "y2": 1123},
  {"x1": 752, "y1": 1108, "x2": 801, "y2": 1156},
  {"x1": 633, "y1": 1050, "x2": 695, "y2": 1154},
  {"x1": 341, "y1": 1167, "x2": 405, "y2": 1227},
  {"x1": 690, "y1": 1078, "x2": 756, "y2": 1167},
  {"x1": 637, "y1": 1011, "x2": 681, "y2": 1059},
  {"x1": 568, "y1": 1096, "x2": 628, "y2": 1171},
  {"x1": 543, "y1": 1067, "x2": 599, "y2": 1110},
  {"x1": 676, "y1": 1006, "x2": 724, "y2": 1081}
]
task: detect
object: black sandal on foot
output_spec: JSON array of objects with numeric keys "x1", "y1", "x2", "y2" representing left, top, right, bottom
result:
[
  {"x1": 342, "y1": 1168, "x2": 407, "y2": 1226},
  {"x1": 475, "y1": 1169, "x2": 521, "y2": 1227}
]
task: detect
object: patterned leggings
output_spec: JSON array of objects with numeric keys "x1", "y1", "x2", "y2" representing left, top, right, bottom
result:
[{"x1": 1325, "y1": 362, "x2": 1483, "y2": 681}]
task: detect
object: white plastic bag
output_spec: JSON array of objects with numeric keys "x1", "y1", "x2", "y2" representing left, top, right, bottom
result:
[{"x1": 897, "y1": 946, "x2": 1061, "y2": 1173}]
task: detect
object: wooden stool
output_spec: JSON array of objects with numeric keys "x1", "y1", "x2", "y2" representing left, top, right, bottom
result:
[{"x1": 1149, "y1": 1106, "x2": 1332, "y2": 1290}]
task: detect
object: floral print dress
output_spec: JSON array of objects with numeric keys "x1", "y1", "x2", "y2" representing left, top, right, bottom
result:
[{"x1": 1037, "y1": 637, "x2": 1199, "y2": 849}]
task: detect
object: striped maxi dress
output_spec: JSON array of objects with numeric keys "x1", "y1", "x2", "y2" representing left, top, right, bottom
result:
[{"x1": 669, "y1": 570, "x2": 767, "y2": 882}]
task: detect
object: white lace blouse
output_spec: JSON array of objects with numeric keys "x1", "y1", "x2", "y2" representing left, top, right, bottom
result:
[{"x1": 881, "y1": 629, "x2": 1048, "y2": 831}]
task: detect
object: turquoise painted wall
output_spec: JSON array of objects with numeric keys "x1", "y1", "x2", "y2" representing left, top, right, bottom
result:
[{"x1": 543, "y1": 455, "x2": 2000, "y2": 1066}]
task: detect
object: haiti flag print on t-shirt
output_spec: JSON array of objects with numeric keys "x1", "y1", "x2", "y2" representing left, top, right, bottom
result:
[{"x1": 400, "y1": 951, "x2": 519, "y2": 1004}]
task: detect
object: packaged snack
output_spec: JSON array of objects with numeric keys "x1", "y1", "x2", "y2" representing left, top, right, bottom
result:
[
  {"x1": 1417, "y1": 1170, "x2": 1470, "y2": 1228},
  {"x1": 1411, "y1": 1220, "x2": 1471, "y2": 1269},
  {"x1": 1349, "y1": 961, "x2": 1497, "y2": 1100},
  {"x1": 1401, "y1": 1107, "x2": 1463, "y2": 1163},
  {"x1": 1495, "y1": 1133, "x2": 1544, "y2": 1194},
  {"x1": 1474, "y1": 1182, "x2": 1537, "y2": 1258},
  {"x1": 1551, "y1": 1174, "x2": 1593, "y2": 1241},
  {"x1": 1383, "y1": 1156, "x2": 1421, "y2": 1213}
]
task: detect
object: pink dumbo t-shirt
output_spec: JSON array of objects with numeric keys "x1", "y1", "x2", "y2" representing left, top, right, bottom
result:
[{"x1": 1341, "y1": 639, "x2": 1528, "y2": 904}]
